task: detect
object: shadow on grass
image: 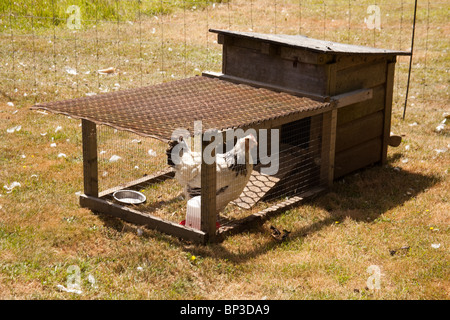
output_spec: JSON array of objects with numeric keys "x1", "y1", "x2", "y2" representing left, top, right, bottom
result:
[
  {"x1": 190, "y1": 161, "x2": 442, "y2": 262},
  {"x1": 94, "y1": 160, "x2": 442, "y2": 263}
]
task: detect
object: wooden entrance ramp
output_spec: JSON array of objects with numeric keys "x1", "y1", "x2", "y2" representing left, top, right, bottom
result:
[{"x1": 232, "y1": 144, "x2": 308, "y2": 209}]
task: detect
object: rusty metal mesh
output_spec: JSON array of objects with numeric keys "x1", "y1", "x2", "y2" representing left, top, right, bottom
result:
[{"x1": 32, "y1": 76, "x2": 330, "y2": 141}]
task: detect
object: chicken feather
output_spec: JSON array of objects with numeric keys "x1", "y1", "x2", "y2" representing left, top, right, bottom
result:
[{"x1": 167, "y1": 134, "x2": 257, "y2": 214}]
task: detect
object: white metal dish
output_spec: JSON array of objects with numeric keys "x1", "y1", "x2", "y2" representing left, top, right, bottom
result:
[{"x1": 112, "y1": 190, "x2": 146, "y2": 205}]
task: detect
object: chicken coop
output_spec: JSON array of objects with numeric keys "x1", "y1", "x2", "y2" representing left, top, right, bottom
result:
[{"x1": 32, "y1": 29, "x2": 409, "y2": 244}]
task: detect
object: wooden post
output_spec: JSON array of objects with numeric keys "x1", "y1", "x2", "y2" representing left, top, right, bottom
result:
[
  {"x1": 320, "y1": 109, "x2": 337, "y2": 187},
  {"x1": 381, "y1": 61, "x2": 396, "y2": 164},
  {"x1": 245, "y1": 138, "x2": 250, "y2": 164},
  {"x1": 81, "y1": 119, "x2": 98, "y2": 197},
  {"x1": 326, "y1": 63, "x2": 337, "y2": 97},
  {"x1": 201, "y1": 131, "x2": 217, "y2": 243},
  {"x1": 309, "y1": 114, "x2": 322, "y2": 173},
  {"x1": 321, "y1": 62, "x2": 338, "y2": 187}
]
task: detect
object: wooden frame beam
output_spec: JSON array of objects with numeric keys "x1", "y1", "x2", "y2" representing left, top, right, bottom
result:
[
  {"x1": 320, "y1": 110, "x2": 337, "y2": 187},
  {"x1": 382, "y1": 62, "x2": 396, "y2": 164},
  {"x1": 321, "y1": 63, "x2": 338, "y2": 186},
  {"x1": 82, "y1": 119, "x2": 99, "y2": 197},
  {"x1": 99, "y1": 168, "x2": 175, "y2": 198},
  {"x1": 203, "y1": 71, "x2": 329, "y2": 102},
  {"x1": 201, "y1": 132, "x2": 218, "y2": 243},
  {"x1": 80, "y1": 194, "x2": 206, "y2": 243},
  {"x1": 331, "y1": 88, "x2": 373, "y2": 108}
]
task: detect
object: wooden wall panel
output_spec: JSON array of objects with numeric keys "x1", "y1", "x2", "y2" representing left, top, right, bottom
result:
[
  {"x1": 335, "y1": 111, "x2": 384, "y2": 153},
  {"x1": 334, "y1": 138, "x2": 382, "y2": 178},
  {"x1": 337, "y1": 85, "x2": 385, "y2": 126},
  {"x1": 224, "y1": 45, "x2": 328, "y2": 96},
  {"x1": 335, "y1": 60, "x2": 387, "y2": 95}
]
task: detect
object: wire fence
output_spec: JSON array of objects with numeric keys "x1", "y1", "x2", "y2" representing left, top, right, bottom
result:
[{"x1": 0, "y1": 0, "x2": 448, "y2": 113}]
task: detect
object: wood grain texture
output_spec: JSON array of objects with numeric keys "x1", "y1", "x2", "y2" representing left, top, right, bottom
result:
[
  {"x1": 334, "y1": 138, "x2": 382, "y2": 178},
  {"x1": 201, "y1": 135, "x2": 217, "y2": 242},
  {"x1": 336, "y1": 85, "x2": 385, "y2": 126},
  {"x1": 211, "y1": 29, "x2": 410, "y2": 56},
  {"x1": 335, "y1": 60, "x2": 387, "y2": 94},
  {"x1": 382, "y1": 62, "x2": 396, "y2": 164},
  {"x1": 224, "y1": 45, "x2": 328, "y2": 96},
  {"x1": 82, "y1": 119, "x2": 98, "y2": 197},
  {"x1": 335, "y1": 111, "x2": 384, "y2": 153},
  {"x1": 80, "y1": 194, "x2": 206, "y2": 243},
  {"x1": 320, "y1": 110, "x2": 337, "y2": 186}
]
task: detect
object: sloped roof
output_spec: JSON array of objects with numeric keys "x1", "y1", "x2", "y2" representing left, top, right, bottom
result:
[
  {"x1": 210, "y1": 29, "x2": 410, "y2": 56},
  {"x1": 32, "y1": 76, "x2": 331, "y2": 142}
]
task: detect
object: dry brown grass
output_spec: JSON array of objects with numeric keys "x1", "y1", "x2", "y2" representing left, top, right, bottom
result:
[{"x1": 0, "y1": 0, "x2": 449, "y2": 300}]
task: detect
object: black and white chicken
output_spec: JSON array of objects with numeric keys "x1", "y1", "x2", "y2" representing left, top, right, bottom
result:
[{"x1": 166, "y1": 134, "x2": 258, "y2": 214}]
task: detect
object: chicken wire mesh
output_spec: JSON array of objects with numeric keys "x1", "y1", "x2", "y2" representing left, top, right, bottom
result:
[
  {"x1": 217, "y1": 114, "x2": 326, "y2": 227},
  {"x1": 31, "y1": 71, "x2": 331, "y2": 229},
  {"x1": 96, "y1": 125, "x2": 169, "y2": 192},
  {"x1": 93, "y1": 112, "x2": 328, "y2": 229},
  {"x1": 1, "y1": 0, "x2": 448, "y2": 108},
  {"x1": 96, "y1": 125, "x2": 187, "y2": 223}
]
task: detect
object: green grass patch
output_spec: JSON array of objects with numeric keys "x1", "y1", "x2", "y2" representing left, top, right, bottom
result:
[{"x1": 0, "y1": 0, "x2": 229, "y2": 30}]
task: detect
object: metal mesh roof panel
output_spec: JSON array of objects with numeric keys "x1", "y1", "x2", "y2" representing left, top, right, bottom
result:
[{"x1": 32, "y1": 76, "x2": 330, "y2": 141}]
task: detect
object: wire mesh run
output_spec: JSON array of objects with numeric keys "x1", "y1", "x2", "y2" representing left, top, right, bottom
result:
[
  {"x1": 94, "y1": 113, "x2": 328, "y2": 230},
  {"x1": 96, "y1": 125, "x2": 185, "y2": 224},
  {"x1": 32, "y1": 73, "x2": 333, "y2": 240},
  {"x1": 97, "y1": 125, "x2": 168, "y2": 192},
  {"x1": 218, "y1": 114, "x2": 326, "y2": 227},
  {"x1": 232, "y1": 117, "x2": 322, "y2": 206},
  {"x1": 2, "y1": 1, "x2": 445, "y2": 107}
]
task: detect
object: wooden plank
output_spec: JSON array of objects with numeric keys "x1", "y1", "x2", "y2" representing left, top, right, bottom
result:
[
  {"x1": 232, "y1": 144, "x2": 303, "y2": 209},
  {"x1": 217, "y1": 186, "x2": 326, "y2": 241},
  {"x1": 79, "y1": 194, "x2": 206, "y2": 243},
  {"x1": 201, "y1": 134, "x2": 217, "y2": 242},
  {"x1": 336, "y1": 55, "x2": 386, "y2": 71},
  {"x1": 332, "y1": 88, "x2": 373, "y2": 109},
  {"x1": 82, "y1": 119, "x2": 98, "y2": 197},
  {"x1": 320, "y1": 109, "x2": 337, "y2": 186},
  {"x1": 280, "y1": 46, "x2": 333, "y2": 65},
  {"x1": 223, "y1": 45, "x2": 328, "y2": 96},
  {"x1": 221, "y1": 35, "x2": 227, "y2": 76},
  {"x1": 382, "y1": 62, "x2": 396, "y2": 164},
  {"x1": 225, "y1": 36, "x2": 261, "y2": 51},
  {"x1": 335, "y1": 60, "x2": 387, "y2": 95},
  {"x1": 217, "y1": 33, "x2": 225, "y2": 45},
  {"x1": 336, "y1": 85, "x2": 385, "y2": 126},
  {"x1": 335, "y1": 111, "x2": 384, "y2": 153},
  {"x1": 99, "y1": 168, "x2": 175, "y2": 198},
  {"x1": 321, "y1": 63, "x2": 338, "y2": 186},
  {"x1": 334, "y1": 138, "x2": 382, "y2": 178},
  {"x1": 260, "y1": 42, "x2": 274, "y2": 55},
  {"x1": 225, "y1": 36, "x2": 330, "y2": 64},
  {"x1": 309, "y1": 114, "x2": 323, "y2": 177},
  {"x1": 325, "y1": 63, "x2": 338, "y2": 96},
  {"x1": 202, "y1": 71, "x2": 329, "y2": 102},
  {"x1": 210, "y1": 29, "x2": 410, "y2": 56}
]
